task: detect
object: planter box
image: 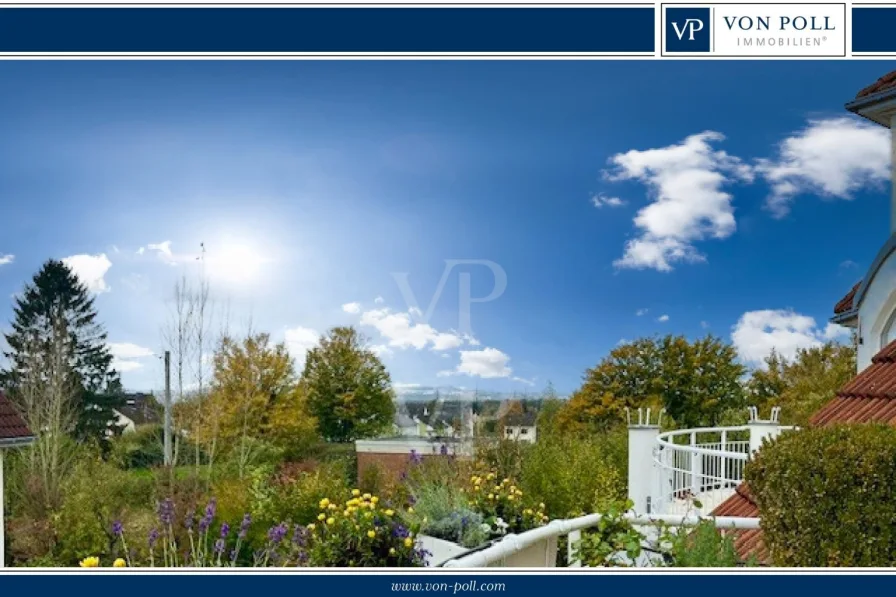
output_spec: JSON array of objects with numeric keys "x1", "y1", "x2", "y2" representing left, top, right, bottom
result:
[
  {"x1": 418, "y1": 535, "x2": 470, "y2": 567},
  {"x1": 488, "y1": 536, "x2": 558, "y2": 568}
]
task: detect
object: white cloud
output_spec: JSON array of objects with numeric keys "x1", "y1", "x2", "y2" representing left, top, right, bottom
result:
[
  {"x1": 342, "y1": 302, "x2": 362, "y2": 314},
  {"x1": 284, "y1": 326, "x2": 320, "y2": 370},
  {"x1": 109, "y1": 342, "x2": 154, "y2": 359},
  {"x1": 439, "y1": 347, "x2": 513, "y2": 379},
  {"x1": 607, "y1": 131, "x2": 753, "y2": 272},
  {"x1": 0, "y1": 254, "x2": 14, "y2": 266},
  {"x1": 590, "y1": 193, "x2": 626, "y2": 208},
  {"x1": 370, "y1": 344, "x2": 393, "y2": 358},
  {"x1": 113, "y1": 360, "x2": 144, "y2": 373},
  {"x1": 63, "y1": 253, "x2": 112, "y2": 294},
  {"x1": 657, "y1": 314, "x2": 670, "y2": 322},
  {"x1": 359, "y1": 307, "x2": 465, "y2": 352},
  {"x1": 512, "y1": 376, "x2": 536, "y2": 387},
  {"x1": 700, "y1": 321, "x2": 710, "y2": 329},
  {"x1": 636, "y1": 308, "x2": 648, "y2": 316},
  {"x1": 135, "y1": 247, "x2": 145, "y2": 255},
  {"x1": 731, "y1": 309, "x2": 851, "y2": 366},
  {"x1": 374, "y1": 296, "x2": 385, "y2": 304},
  {"x1": 756, "y1": 117, "x2": 891, "y2": 217}
]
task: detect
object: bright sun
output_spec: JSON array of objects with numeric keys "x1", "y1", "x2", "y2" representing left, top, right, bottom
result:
[{"x1": 202, "y1": 242, "x2": 269, "y2": 287}]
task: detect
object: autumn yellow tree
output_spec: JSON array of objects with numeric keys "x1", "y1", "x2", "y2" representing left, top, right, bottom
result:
[{"x1": 203, "y1": 332, "x2": 318, "y2": 475}]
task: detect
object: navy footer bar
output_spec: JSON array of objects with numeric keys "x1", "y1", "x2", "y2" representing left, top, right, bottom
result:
[
  {"x1": 0, "y1": 6, "x2": 655, "y2": 54},
  {"x1": 0, "y1": 573, "x2": 891, "y2": 592}
]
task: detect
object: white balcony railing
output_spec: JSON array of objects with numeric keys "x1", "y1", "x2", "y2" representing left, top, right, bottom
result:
[{"x1": 653, "y1": 426, "x2": 752, "y2": 515}]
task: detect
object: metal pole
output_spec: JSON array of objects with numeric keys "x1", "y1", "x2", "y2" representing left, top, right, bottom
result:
[{"x1": 164, "y1": 350, "x2": 172, "y2": 466}]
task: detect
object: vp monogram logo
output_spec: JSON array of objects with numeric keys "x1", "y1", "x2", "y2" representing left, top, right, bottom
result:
[
  {"x1": 665, "y1": 7, "x2": 711, "y2": 52},
  {"x1": 671, "y1": 18, "x2": 704, "y2": 41}
]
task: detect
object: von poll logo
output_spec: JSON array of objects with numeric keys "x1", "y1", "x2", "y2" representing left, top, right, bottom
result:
[{"x1": 666, "y1": 7, "x2": 710, "y2": 52}]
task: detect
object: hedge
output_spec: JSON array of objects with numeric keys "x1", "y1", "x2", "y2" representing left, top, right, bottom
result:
[{"x1": 746, "y1": 424, "x2": 896, "y2": 566}]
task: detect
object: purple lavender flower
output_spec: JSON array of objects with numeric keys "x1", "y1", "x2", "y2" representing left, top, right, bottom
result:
[
  {"x1": 220, "y1": 522, "x2": 230, "y2": 539},
  {"x1": 198, "y1": 499, "x2": 217, "y2": 533},
  {"x1": 184, "y1": 508, "x2": 195, "y2": 531},
  {"x1": 409, "y1": 449, "x2": 423, "y2": 465},
  {"x1": 292, "y1": 524, "x2": 308, "y2": 547},
  {"x1": 391, "y1": 523, "x2": 410, "y2": 539},
  {"x1": 157, "y1": 498, "x2": 174, "y2": 526},
  {"x1": 440, "y1": 444, "x2": 448, "y2": 456},
  {"x1": 267, "y1": 523, "x2": 288, "y2": 545},
  {"x1": 111, "y1": 520, "x2": 123, "y2": 536},
  {"x1": 214, "y1": 538, "x2": 225, "y2": 556},
  {"x1": 239, "y1": 514, "x2": 251, "y2": 540},
  {"x1": 148, "y1": 528, "x2": 160, "y2": 549}
]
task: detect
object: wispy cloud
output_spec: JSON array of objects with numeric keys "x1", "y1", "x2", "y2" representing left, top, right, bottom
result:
[
  {"x1": 0, "y1": 254, "x2": 14, "y2": 266},
  {"x1": 590, "y1": 193, "x2": 626, "y2": 208},
  {"x1": 439, "y1": 347, "x2": 513, "y2": 380},
  {"x1": 63, "y1": 253, "x2": 112, "y2": 294},
  {"x1": 731, "y1": 309, "x2": 851, "y2": 366}
]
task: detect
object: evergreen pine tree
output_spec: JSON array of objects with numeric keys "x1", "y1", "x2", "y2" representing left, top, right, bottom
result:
[{"x1": 1, "y1": 259, "x2": 124, "y2": 448}]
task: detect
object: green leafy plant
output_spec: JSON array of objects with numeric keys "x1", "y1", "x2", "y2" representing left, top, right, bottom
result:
[
  {"x1": 403, "y1": 483, "x2": 488, "y2": 548},
  {"x1": 747, "y1": 424, "x2": 896, "y2": 566},
  {"x1": 570, "y1": 501, "x2": 644, "y2": 567}
]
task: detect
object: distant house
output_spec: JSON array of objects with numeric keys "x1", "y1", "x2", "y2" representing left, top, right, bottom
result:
[
  {"x1": 113, "y1": 393, "x2": 162, "y2": 434},
  {"x1": 503, "y1": 412, "x2": 537, "y2": 443}
]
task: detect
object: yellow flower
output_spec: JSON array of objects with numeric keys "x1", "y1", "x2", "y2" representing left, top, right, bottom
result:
[
  {"x1": 487, "y1": 473, "x2": 495, "y2": 480},
  {"x1": 407, "y1": 507, "x2": 414, "y2": 514},
  {"x1": 343, "y1": 510, "x2": 350, "y2": 517},
  {"x1": 488, "y1": 493, "x2": 495, "y2": 500},
  {"x1": 524, "y1": 509, "x2": 533, "y2": 515},
  {"x1": 326, "y1": 517, "x2": 336, "y2": 525},
  {"x1": 352, "y1": 489, "x2": 361, "y2": 497},
  {"x1": 328, "y1": 503, "x2": 338, "y2": 510},
  {"x1": 385, "y1": 509, "x2": 395, "y2": 517},
  {"x1": 502, "y1": 478, "x2": 510, "y2": 485},
  {"x1": 363, "y1": 493, "x2": 372, "y2": 500},
  {"x1": 507, "y1": 495, "x2": 515, "y2": 501},
  {"x1": 371, "y1": 496, "x2": 379, "y2": 504},
  {"x1": 113, "y1": 558, "x2": 126, "y2": 568},
  {"x1": 319, "y1": 498, "x2": 330, "y2": 509},
  {"x1": 389, "y1": 548, "x2": 396, "y2": 555},
  {"x1": 307, "y1": 523, "x2": 316, "y2": 530},
  {"x1": 367, "y1": 530, "x2": 376, "y2": 539},
  {"x1": 539, "y1": 503, "x2": 545, "y2": 510},
  {"x1": 79, "y1": 557, "x2": 100, "y2": 568},
  {"x1": 404, "y1": 537, "x2": 413, "y2": 548},
  {"x1": 318, "y1": 513, "x2": 326, "y2": 521}
]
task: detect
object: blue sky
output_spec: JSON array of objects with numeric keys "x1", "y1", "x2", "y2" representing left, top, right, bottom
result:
[{"x1": 0, "y1": 60, "x2": 891, "y2": 395}]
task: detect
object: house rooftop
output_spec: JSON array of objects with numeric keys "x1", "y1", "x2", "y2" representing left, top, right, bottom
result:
[
  {"x1": 712, "y1": 484, "x2": 768, "y2": 565},
  {"x1": 810, "y1": 339, "x2": 896, "y2": 426},
  {"x1": 833, "y1": 281, "x2": 860, "y2": 315},
  {"x1": 0, "y1": 391, "x2": 35, "y2": 445},
  {"x1": 504, "y1": 412, "x2": 537, "y2": 427},
  {"x1": 855, "y1": 70, "x2": 896, "y2": 99}
]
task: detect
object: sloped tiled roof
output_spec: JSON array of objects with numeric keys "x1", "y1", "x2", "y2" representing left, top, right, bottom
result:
[
  {"x1": 0, "y1": 391, "x2": 34, "y2": 442},
  {"x1": 712, "y1": 484, "x2": 769, "y2": 565},
  {"x1": 833, "y1": 281, "x2": 861, "y2": 314},
  {"x1": 810, "y1": 339, "x2": 896, "y2": 426},
  {"x1": 856, "y1": 70, "x2": 896, "y2": 99}
]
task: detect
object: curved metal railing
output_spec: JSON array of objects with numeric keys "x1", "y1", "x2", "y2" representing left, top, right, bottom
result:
[{"x1": 653, "y1": 425, "x2": 752, "y2": 515}]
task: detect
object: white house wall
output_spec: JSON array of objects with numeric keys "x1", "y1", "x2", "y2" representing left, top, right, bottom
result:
[{"x1": 859, "y1": 248, "x2": 896, "y2": 371}]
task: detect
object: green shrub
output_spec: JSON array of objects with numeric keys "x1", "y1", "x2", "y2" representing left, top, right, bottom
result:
[
  {"x1": 660, "y1": 520, "x2": 745, "y2": 567},
  {"x1": 109, "y1": 425, "x2": 165, "y2": 470},
  {"x1": 746, "y1": 424, "x2": 896, "y2": 566},
  {"x1": 54, "y1": 456, "x2": 155, "y2": 565},
  {"x1": 403, "y1": 483, "x2": 488, "y2": 548},
  {"x1": 519, "y1": 430, "x2": 627, "y2": 518}
]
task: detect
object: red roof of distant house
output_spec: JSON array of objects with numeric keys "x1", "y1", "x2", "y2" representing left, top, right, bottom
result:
[
  {"x1": 834, "y1": 282, "x2": 861, "y2": 314},
  {"x1": 856, "y1": 70, "x2": 896, "y2": 99},
  {"x1": 0, "y1": 391, "x2": 34, "y2": 442},
  {"x1": 712, "y1": 484, "x2": 769, "y2": 565}
]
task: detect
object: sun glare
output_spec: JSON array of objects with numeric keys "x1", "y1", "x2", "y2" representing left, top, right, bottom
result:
[{"x1": 202, "y1": 241, "x2": 270, "y2": 287}]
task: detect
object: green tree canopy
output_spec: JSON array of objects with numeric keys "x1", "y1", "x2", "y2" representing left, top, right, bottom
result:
[
  {"x1": 301, "y1": 326, "x2": 395, "y2": 442},
  {"x1": 2, "y1": 259, "x2": 124, "y2": 448},
  {"x1": 557, "y1": 335, "x2": 746, "y2": 431},
  {"x1": 746, "y1": 341, "x2": 856, "y2": 425}
]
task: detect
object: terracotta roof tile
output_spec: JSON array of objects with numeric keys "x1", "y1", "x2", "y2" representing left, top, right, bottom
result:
[
  {"x1": 711, "y1": 484, "x2": 770, "y2": 565},
  {"x1": 834, "y1": 282, "x2": 860, "y2": 314},
  {"x1": 856, "y1": 70, "x2": 896, "y2": 99},
  {"x1": 809, "y1": 340, "x2": 896, "y2": 426},
  {"x1": 0, "y1": 391, "x2": 33, "y2": 441}
]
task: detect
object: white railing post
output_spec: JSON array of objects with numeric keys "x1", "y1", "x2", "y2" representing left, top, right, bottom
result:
[
  {"x1": 689, "y1": 431, "x2": 702, "y2": 496},
  {"x1": 720, "y1": 429, "x2": 728, "y2": 489},
  {"x1": 748, "y1": 405, "x2": 783, "y2": 455},
  {"x1": 627, "y1": 408, "x2": 662, "y2": 515}
]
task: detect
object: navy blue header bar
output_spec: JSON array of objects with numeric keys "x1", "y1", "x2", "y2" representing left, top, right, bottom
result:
[
  {"x1": 0, "y1": 7, "x2": 655, "y2": 54},
  {"x1": 853, "y1": 7, "x2": 896, "y2": 53}
]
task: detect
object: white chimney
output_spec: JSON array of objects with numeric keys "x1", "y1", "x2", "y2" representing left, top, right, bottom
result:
[
  {"x1": 747, "y1": 406, "x2": 783, "y2": 454},
  {"x1": 627, "y1": 408, "x2": 662, "y2": 515}
]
